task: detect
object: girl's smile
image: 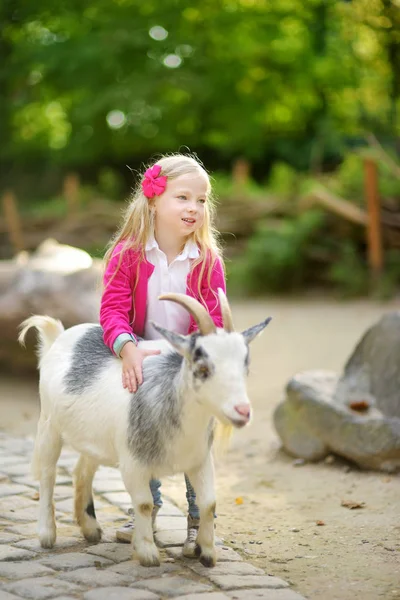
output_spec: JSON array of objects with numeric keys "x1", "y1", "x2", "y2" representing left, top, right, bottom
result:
[{"x1": 153, "y1": 173, "x2": 208, "y2": 242}]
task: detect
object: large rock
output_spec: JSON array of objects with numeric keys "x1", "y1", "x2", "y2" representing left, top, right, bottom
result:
[
  {"x1": 0, "y1": 239, "x2": 102, "y2": 373},
  {"x1": 273, "y1": 313, "x2": 400, "y2": 472}
]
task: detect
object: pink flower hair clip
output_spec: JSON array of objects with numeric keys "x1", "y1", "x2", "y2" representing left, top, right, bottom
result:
[{"x1": 141, "y1": 164, "x2": 167, "y2": 199}]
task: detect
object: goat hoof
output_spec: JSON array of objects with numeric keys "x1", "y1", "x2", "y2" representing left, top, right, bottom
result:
[
  {"x1": 139, "y1": 555, "x2": 160, "y2": 567},
  {"x1": 39, "y1": 529, "x2": 56, "y2": 549},
  {"x1": 200, "y1": 552, "x2": 216, "y2": 568},
  {"x1": 194, "y1": 543, "x2": 202, "y2": 557},
  {"x1": 84, "y1": 526, "x2": 102, "y2": 543},
  {"x1": 135, "y1": 542, "x2": 160, "y2": 567}
]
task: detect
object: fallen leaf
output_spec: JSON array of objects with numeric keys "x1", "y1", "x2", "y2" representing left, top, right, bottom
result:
[
  {"x1": 235, "y1": 497, "x2": 244, "y2": 505},
  {"x1": 341, "y1": 500, "x2": 366, "y2": 509},
  {"x1": 316, "y1": 520, "x2": 325, "y2": 526},
  {"x1": 349, "y1": 400, "x2": 370, "y2": 412}
]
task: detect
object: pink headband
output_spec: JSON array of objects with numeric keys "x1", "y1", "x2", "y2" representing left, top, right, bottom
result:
[{"x1": 141, "y1": 164, "x2": 167, "y2": 199}]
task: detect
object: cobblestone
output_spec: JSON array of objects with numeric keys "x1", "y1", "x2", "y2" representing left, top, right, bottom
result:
[
  {"x1": 154, "y1": 529, "x2": 187, "y2": 547},
  {"x1": 85, "y1": 542, "x2": 133, "y2": 563},
  {"x1": 207, "y1": 575, "x2": 290, "y2": 591},
  {"x1": 58, "y1": 566, "x2": 136, "y2": 586},
  {"x1": 39, "y1": 551, "x2": 113, "y2": 571},
  {"x1": 2, "y1": 576, "x2": 82, "y2": 600},
  {"x1": 107, "y1": 561, "x2": 180, "y2": 579},
  {"x1": 14, "y1": 536, "x2": 85, "y2": 554},
  {"x1": 0, "y1": 545, "x2": 36, "y2": 561},
  {"x1": 0, "y1": 431, "x2": 305, "y2": 600},
  {"x1": 83, "y1": 588, "x2": 160, "y2": 600},
  {"x1": 174, "y1": 594, "x2": 230, "y2": 600},
  {"x1": 133, "y1": 576, "x2": 214, "y2": 597},
  {"x1": 229, "y1": 590, "x2": 306, "y2": 600},
  {"x1": 0, "y1": 560, "x2": 55, "y2": 578},
  {"x1": 0, "y1": 532, "x2": 22, "y2": 544},
  {"x1": 0, "y1": 483, "x2": 33, "y2": 497},
  {"x1": 0, "y1": 591, "x2": 27, "y2": 600},
  {"x1": 186, "y1": 560, "x2": 265, "y2": 577}
]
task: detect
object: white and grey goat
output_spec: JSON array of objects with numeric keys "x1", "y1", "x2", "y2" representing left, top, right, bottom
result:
[{"x1": 19, "y1": 290, "x2": 270, "y2": 568}]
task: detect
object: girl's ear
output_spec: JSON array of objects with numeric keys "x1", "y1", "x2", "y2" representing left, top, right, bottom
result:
[{"x1": 149, "y1": 322, "x2": 191, "y2": 357}]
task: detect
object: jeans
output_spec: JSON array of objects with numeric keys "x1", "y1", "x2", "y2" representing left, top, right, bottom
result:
[{"x1": 150, "y1": 475, "x2": 200, "y2": 520}]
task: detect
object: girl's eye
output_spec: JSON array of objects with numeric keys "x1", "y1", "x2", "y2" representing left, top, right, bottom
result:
[
  {"x1": 198, "y1": 199, "x2": 206, "y2": 204},
  {"x1": 178, "y1": 195, "x2": 187, "y2": 200}
]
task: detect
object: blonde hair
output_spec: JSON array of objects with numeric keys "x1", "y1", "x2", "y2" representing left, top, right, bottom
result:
[{"x1": 103, "y1": 153, "x2": 223, "y2": 304}]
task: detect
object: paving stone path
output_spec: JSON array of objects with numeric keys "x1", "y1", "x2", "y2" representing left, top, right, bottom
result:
[{"x1": 0, "y1": 431, "x2": 305, "y2": 600}]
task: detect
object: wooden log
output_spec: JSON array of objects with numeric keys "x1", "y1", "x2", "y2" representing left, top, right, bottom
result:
[
  {"x1": 63, "y1": 173, "x2": 80, "y2": 216},
  {"x1": 232, "y1": 158, "x2": 250, "y2": 187},
  {"x1": 303, "y1": 186, "x2": 368, "y2": 226},
  {"x1": 2, "y1": 190, "x2": 24, "y2": 253}
]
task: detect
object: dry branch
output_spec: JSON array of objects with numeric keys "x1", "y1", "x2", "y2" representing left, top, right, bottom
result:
[{"x1": 304, "y1": 186, "x2": 368, "y2": 226}]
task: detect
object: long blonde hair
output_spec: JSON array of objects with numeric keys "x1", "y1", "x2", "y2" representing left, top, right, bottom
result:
[{"x1": 104, "y1": 153, "x2": 224, "y2": 304}]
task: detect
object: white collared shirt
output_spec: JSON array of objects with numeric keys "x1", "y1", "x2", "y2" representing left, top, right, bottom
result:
[{"x1": 144, "y1": 236, "x2": 199, "y2": 340}]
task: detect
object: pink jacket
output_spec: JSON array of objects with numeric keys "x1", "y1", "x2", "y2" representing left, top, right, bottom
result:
[{"x1": 100, "y1": 242, "x2": 226, "y2": 352}]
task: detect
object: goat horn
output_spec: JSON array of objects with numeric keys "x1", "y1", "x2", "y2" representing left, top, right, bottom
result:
[
  {"x1": 218, "y1": 288, "x2": 234, "y2": 332},
  {"x1": 159, "y1": 293, "x2": 216, "y2": 335}
]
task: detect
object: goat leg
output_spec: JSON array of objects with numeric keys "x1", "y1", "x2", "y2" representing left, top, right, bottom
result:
[{"x1": 120, "y1": 459, "x2": 160, "y2": 567}]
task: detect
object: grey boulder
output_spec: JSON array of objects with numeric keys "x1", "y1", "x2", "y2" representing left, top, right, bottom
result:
[
  {"x1": 0, "y1": 239, "x2": 102, "y2": 373},
  {"x1": 273, "y1": 313, "x2": 400, "y2": 472}
]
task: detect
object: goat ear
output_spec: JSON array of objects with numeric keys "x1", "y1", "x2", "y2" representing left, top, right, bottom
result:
[
  {"x1": 149, "y1": 322, "x2": 191, "y2": 357},
  {"x1": 241, "y1": 317, "x2": 272, "y2": 345}
]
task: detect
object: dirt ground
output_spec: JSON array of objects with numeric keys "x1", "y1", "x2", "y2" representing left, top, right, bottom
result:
[{"x1": 1, "y1": 297, "x2": 399, "y2": 600}]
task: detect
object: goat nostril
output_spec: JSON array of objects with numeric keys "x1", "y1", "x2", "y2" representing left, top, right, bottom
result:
[{"x1": 234, "y1": 404, "x2": 250, "y2": 419}]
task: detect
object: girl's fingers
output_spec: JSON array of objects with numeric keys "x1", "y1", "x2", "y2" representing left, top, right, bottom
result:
[
  {"x1": 134, "y1": 363, "x2": 143, "y2": 386},
  {"x1": 123, "y1": 369, "x2": 137, "y2": 393}
]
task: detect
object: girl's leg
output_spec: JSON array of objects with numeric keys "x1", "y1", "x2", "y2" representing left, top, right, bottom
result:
[
  {"x1": 150, "y1": 479, "x2": 163, "y2": 509},
  {"x1": 116, "y1": 478, "x2": 162, "y2": 543},
  {"x1": 184, "y1": 474, "x2": 200, "y2": 520},
  {"x1": 183, "y1": 473, "x2": 200, "y2": 557}
]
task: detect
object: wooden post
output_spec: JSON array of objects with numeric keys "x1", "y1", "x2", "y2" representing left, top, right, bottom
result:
[
  {"x1": 63, "y1": 173, "x2": 80, "y2": 217},
  {"x1": 2, "y1": 190, "x2": 24, "y2": 254},
  {"x1": 364, "y1": 158, "x2": 383, "y2": 279},
  {"x1": 232, "y1": 158, "x2": 250, "y2": 187}
]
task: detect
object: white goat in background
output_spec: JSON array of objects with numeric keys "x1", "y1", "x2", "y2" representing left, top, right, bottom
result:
[{"x1": 19, "y1": 289, "x2": 271, "y2": 568}]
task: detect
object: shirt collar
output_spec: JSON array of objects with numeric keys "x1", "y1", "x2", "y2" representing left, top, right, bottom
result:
[{"x1": 145, "y1": 235, "x2": 199, "y2": 261}]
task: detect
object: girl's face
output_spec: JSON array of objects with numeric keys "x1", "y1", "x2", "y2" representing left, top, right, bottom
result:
[{"x1": 152, "y1": 172, "x2": 208, "y2": 241}]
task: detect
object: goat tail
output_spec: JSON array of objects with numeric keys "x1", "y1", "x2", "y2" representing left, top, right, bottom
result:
[{"x1": 18, "y1": 315, "x2": 64, "y2": 366}]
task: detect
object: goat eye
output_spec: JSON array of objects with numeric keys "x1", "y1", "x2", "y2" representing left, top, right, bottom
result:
[{"x1": 195, "y1": 364, "x2": 210, "y2": 380}]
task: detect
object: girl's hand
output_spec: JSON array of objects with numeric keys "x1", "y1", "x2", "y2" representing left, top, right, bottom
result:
[{"x1": 120, "y1": 342, "x2": 161, "y2": 393}]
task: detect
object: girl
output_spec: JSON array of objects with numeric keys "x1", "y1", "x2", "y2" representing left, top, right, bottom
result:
[{"x1": 100, "y1": 154, "x2": 226, "y2": 556}]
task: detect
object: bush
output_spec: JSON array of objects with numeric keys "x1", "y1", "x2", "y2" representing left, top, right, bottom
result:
[{"x1": 228, "y1": 210, "x2": 325, "y2": 294}]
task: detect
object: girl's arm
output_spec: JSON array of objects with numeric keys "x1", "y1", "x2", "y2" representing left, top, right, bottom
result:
[{"x1": 100, "y1": 246, "x2": 137, "y2": 354}]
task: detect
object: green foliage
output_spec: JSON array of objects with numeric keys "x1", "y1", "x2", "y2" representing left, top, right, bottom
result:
[
  {"x1": 328, "y1": 243, "x2": 400, "y2": 299},
  {"x1": 212, "y1": 172, "x2": 266, "y2": 202},
  {"x1": 374, "y1": 250, "x2": 400, "y2": 300},
  {"x1": 267, "y1": 162, "x2": 299, "y2": 200},
  {"x1": 328, "y1": 241, "x2": 369, "y2": 297},
  {"x1": 1, "y1": 0, "x2": 400, "y2": 177},
  {"x1": 229, "y1": 210, "x2": 325, "y2": 294},
  {"x1": 97, "y1": 168, "x2": 125, "y2": 200},
  {"x1": 331, "y1": 152, "x2": 400, "y2": 204}
]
